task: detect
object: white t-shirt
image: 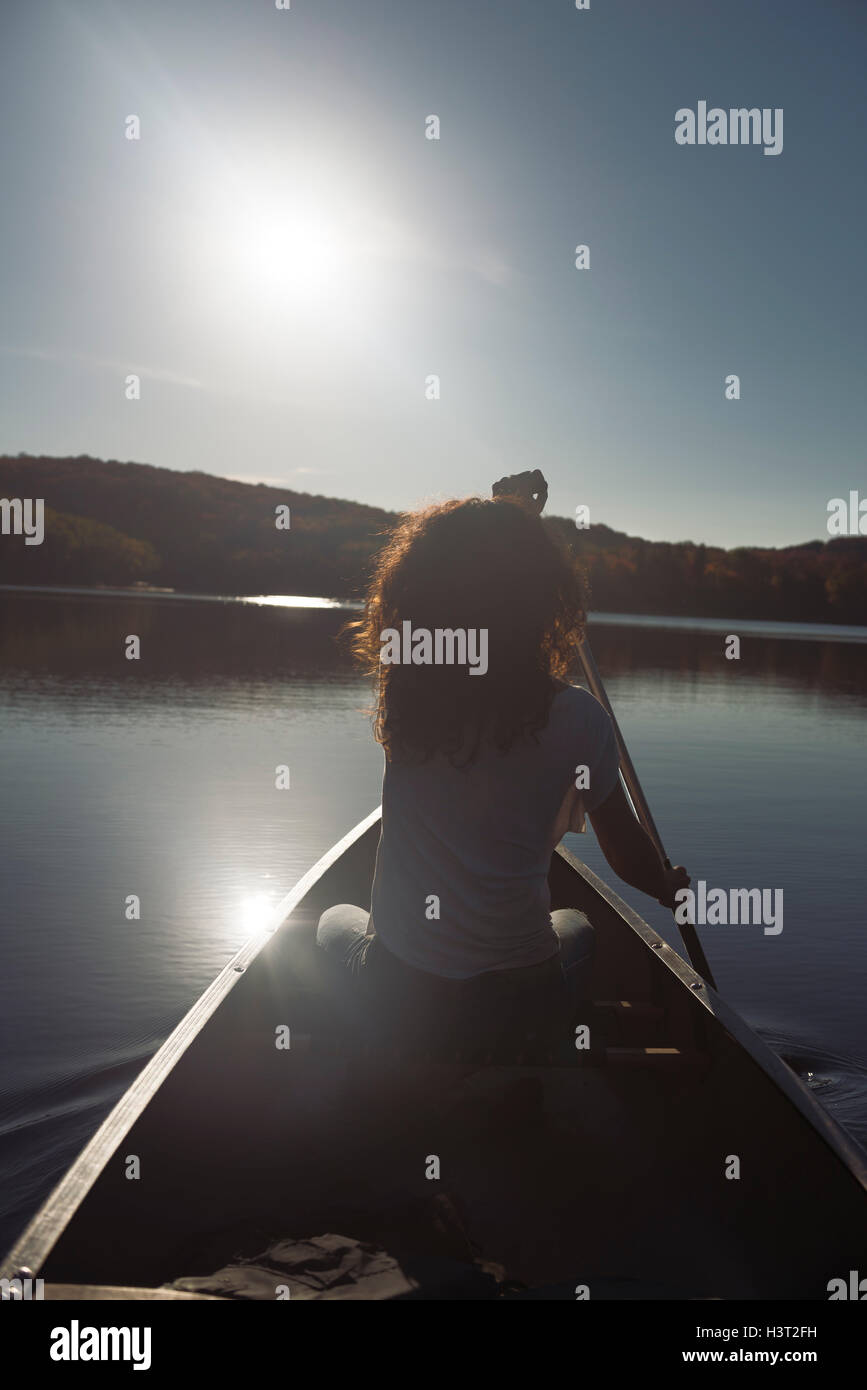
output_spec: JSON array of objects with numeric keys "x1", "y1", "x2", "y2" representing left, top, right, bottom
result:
[{"x1": 369, "y1": 685, "x2": 620, "y2": 979}]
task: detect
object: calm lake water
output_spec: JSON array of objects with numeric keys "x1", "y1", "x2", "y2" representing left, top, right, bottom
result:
[{"x1": 1, "y1": 587, "x2": 866, "y2": 1254}]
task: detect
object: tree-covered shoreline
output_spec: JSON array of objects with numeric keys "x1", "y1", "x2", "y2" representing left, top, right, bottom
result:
[{"x1": 1, "y1": 454, "x2": 864, "y2": 625}]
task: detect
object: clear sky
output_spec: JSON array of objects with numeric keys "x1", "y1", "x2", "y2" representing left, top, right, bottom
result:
[{"x1": 1, "y1": 0, "x2": 864, "y2": 547}]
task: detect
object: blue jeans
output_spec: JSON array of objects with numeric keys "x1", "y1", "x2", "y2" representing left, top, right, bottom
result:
[
  {"x1": 315, "y1": 905, "x2": 595, "y2": 1054},
  {"x1": 316, "y1": 905, "x2": 594, "y2": 983}
]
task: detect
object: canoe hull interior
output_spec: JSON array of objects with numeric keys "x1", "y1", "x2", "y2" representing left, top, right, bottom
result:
[{"x1": 5, "y1": 812, "x2": 867, "y2": 1299}]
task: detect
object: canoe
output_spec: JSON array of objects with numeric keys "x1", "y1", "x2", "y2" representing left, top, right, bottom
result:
[{"x1": 3, "y1": 806, "x2": 867, "y2": 1300}]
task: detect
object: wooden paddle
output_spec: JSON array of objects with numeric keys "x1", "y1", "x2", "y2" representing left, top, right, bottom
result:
[{"x1": 492, "y1": 470, "x2": 717, "y2": 989}]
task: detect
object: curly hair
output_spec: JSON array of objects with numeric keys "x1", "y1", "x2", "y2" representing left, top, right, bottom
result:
[{"x1": 347, "y1": 496, "x2": 588, "y2": 764}]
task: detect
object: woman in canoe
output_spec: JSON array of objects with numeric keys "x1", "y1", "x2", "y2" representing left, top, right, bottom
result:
[{"x1": 317, "y1": 469, "x2": 688, "y2": 1056}]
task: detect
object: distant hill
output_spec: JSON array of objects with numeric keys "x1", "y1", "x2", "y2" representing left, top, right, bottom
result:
[
  {"x1": 1, "y1": 453, "x2": 865, "y2": 624},
  {"x1": 0, "y1": 454, "x2": 392, "y2": 599}
]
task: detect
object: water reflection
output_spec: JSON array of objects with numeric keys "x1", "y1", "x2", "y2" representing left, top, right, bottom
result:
[
  {"x1": 3, "y1": 589, "x2": 866, "y2": 704},
  {"x1": 587, "y1": 620, "x2": 867, "y2": 706}
]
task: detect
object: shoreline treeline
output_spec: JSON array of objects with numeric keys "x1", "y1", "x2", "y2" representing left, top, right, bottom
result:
[{"x1": 1, "y1": 454, "x2": 864, "y2": 624}]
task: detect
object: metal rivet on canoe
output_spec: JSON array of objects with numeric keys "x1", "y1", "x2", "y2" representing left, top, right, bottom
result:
[
  {"x1": 650, "y1": 940, "x2": 661, "y2": 948},
  {"x1": 233, "y1": 964, "x2": 246, "y2": 973},
  {"x1": 691, "y1": 981, "x2": 703, "y2": 990}
]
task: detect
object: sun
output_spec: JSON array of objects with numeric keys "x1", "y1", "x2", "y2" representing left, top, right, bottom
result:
[
  {"x1": 212, "y1": 186, "x2": 358, "y2": 311},
  {"x1": 242, "y1": 205, "x2": 345, "y2": 296},
  {"x1": 187, "y1": 160, "x2": 402, "y2": 342}
]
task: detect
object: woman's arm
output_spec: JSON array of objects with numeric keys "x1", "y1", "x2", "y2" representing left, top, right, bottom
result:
[{"x1": 588, "y1": 780, "x2": 689, "y2": 908}]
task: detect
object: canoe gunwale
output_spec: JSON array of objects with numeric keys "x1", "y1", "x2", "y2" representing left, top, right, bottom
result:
[
  {"x1": 555, "y1": 841, "x2": 867, "y2": 1190},
  {"x1": 3, "y1": 806, "x2": 866, "y2": 1283}
]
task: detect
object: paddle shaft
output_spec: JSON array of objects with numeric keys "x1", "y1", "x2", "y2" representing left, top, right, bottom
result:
[
  {"x1": 489, "y1": 475, "x2": 716, "y2": 986},
  {"x1": 576, "y1": 637, "x2": 717, "y2": 989}
]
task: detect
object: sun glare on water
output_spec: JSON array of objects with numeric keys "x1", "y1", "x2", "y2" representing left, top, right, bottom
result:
[
  {"x1": 241, "y1": 594, "x2": 348, "y2": 608},
  {"x1": 238, "y1": 892, "x2": 280, "y2": 939}
]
